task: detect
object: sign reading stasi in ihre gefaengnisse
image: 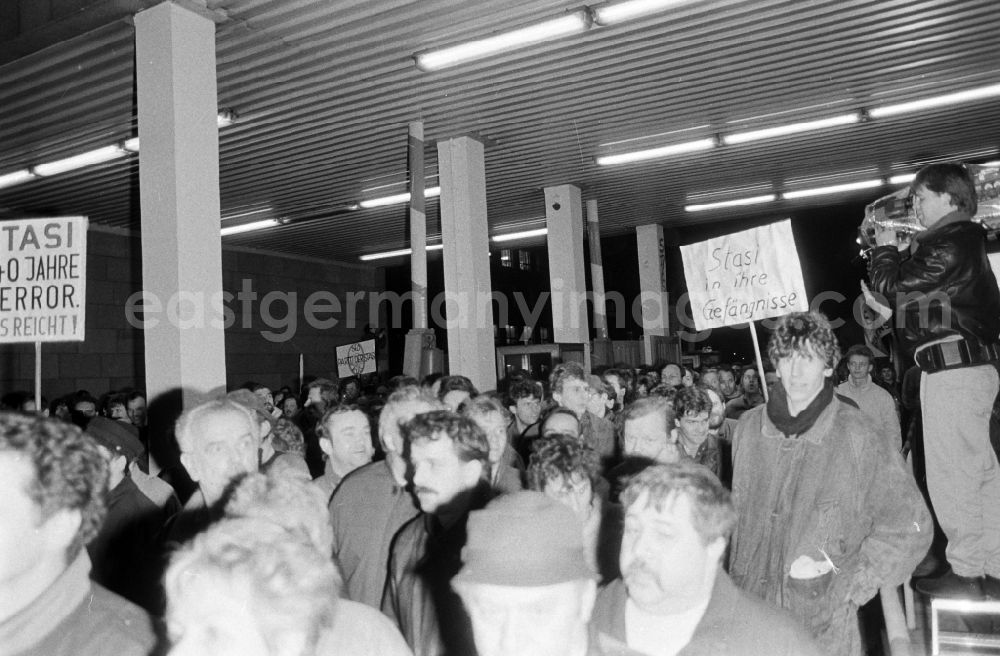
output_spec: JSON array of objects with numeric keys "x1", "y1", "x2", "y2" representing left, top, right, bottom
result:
[
  {"x1": 0, "y1": 217, "x2": 88, "y2": 343},
  {"x1": 680, "y1": 219, "x2": 808, "y2": 331}
]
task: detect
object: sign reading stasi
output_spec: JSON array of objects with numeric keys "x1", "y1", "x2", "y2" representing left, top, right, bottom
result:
[
  {"x1": 680, "y1": 219, "x2": 808, "y2": 331},
  {"x1": 0, "y1": 217, "x2": 88, "y2": 343}
]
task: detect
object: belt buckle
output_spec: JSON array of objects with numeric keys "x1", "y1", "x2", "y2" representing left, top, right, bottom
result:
[{"x1": 939, "y1": 341, "x2": 964, "y2": 368}]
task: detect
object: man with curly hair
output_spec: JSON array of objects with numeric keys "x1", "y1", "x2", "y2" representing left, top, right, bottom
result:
[
  {"x1": 672, "y1": 386, "x2": 721, "y2": 481},
  {"x1": 527, "y1": 433, "x2": 622, "y2": 584},
  {"x1": 729, "y1": 311, "x2": 930, "y2": 655},
  {"x1": 383, "y1": 409, "x2": 493, "y2": 656},
  {"x1": 0, "y1": 412, "x2": 156, "y2": 655}
]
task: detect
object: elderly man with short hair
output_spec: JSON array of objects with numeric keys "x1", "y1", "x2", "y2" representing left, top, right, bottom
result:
[
  {"x1": 175, "y1": 398, "x2": 260, "y2": 510},
  {"x1": 730, "y1": 311, "x2": 930, "y2": 655},
  {"x1": 591, "y1": 462, "x2": 822, "y2": 656},
  {"x1": 0, "y1": 413, "x2": 156, "y2": 655}
]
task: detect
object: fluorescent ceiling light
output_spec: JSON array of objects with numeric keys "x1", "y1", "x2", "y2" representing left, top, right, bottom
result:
[
  {"x1": 597, "y1": 138, "x2": 715, "y2": 166},
  {"x1": 360, "y1": 186, "x2": 441, "y2": 209},
  {"x1": 983, "y1": 160, "x2": 1000, "y2": 167},
  {"x1": 359, "y1": 244, "x2": 444, "y2": 261},
  {"x1": 871, "y1": 83, "x2": 1000, "y2": 118},
  {"x1": 723, "y1": 114, "x2": 859, "y2": 146},
  {"x1": 0, "y1": 169, "x2": 36, "y2": 189},
  {"x1": 492, "y1": 228, "x2": 548, "y2": 242},
  {"x1": 889, "y1": 173, "x2": 916, "y2": 185},
  {"x1": 34, "y1": 145, "x2": 127, "y2": 177},
  {"x1": 415, "y1": 11, "x2": 589, "y2": 71},
  {"x1": 220, "y1": 219, "x2": 279, "y2": 236},
  {"x1": 783, "y1": 179, "x2": 882, "y2": 199},
  {"x1": 685, "y1": 195, "x2": 777, "y2": 212},
  {"x1": 123, "y1": 137, "x2": 140, "y2": 152},
  {"x1": 594, "y1": 0, "x2": 689, "y2": 25}
]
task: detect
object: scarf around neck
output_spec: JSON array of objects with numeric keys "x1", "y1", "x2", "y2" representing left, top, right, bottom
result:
[{"x1": 766, "y1": 377, "x2": 834, "y2": 437}]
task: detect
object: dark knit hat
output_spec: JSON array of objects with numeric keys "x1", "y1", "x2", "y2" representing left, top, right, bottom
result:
[
  {"x1": 454, "y1": 490, "x2": 594, "y2": 587},
  {"x1": 86, "y1": 416, "x2": 145, "y2": 463}
]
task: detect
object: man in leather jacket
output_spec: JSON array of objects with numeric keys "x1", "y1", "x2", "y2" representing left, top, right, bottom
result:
[{"x1": 868, "y1": 161, "x2": 1000, "y2": 599}]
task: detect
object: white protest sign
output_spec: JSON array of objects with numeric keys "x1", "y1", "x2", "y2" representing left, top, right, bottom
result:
[
  {"x1": 336, "y1": 338, "x2": 377, "y2": 378},
  {"x1": 0, "y1": 217, "x2": 88, "y2": 343},
  {"x1": 680, "y1": 219, "x2": 807, "y2": 331}
]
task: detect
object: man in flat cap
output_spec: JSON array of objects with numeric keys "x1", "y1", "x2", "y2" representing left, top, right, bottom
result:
[{"x1": 453, "y1": 490, "x2": 641, "y2": 656}]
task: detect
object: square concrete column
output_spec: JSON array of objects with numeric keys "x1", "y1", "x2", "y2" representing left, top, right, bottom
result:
[
  {"x1": 437, "y1": 136, "x2": 496, "y2": 392},
  {"x1": 135, "y1": 3, "x2": 226, "y2": 406},
  {"x1": 545, "y1": 184, "x2": 589, "y2": 344},
  {"x1": 636, "y1": 224, "x2": 670, "y2": 363}
]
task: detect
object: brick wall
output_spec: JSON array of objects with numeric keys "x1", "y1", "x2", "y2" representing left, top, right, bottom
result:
[{"x1": 0, "y1": 226, "x2": 383, "y2": 403}]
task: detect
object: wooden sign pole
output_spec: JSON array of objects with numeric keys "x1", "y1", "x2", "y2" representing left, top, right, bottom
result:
[
  {"x1": 34, "y1": 341, "x2": 42, "y2": 411},
  {"x1": 748, "y1": 321, "x2": 769, "y2": 403}
]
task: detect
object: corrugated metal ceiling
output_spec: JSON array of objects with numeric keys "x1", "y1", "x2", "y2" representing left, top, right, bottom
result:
[{"x1": 1, "y1": 0, "x2": 998, "y2": 262}]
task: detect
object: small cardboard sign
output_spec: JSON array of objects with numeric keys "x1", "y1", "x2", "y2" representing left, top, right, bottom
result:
[
  {"x1": 680, "y1": 219, "x2": 808, "y2": 331},
  {"x1": 0, "y1": 217, "x2": 88, "y2": 343},
  {"x1": 336, "y1": 338, "x2": 377, "y2": 378}
]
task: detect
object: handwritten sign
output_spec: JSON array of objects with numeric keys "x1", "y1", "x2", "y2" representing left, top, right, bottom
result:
[
  {"x1": 0, "y1": 217, "x2": 88, "y2": 343},
  {"x1": 680, "y1": 219, "x2": 807, "y2": 330},
  {"x1": 336, "y1": 338, "x2": 377, "y2": 378}
]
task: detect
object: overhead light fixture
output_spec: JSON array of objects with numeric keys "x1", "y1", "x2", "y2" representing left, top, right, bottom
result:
[
  {"x1": 597, "y1": 138, "x2": 715, "y2": 166},
  {"x1": 359, "y1": 244, "x2": 444, "y2": 261},
  {"x1": 123, "y1": 137, "x2": 140, "y2": 153},
  {"x1": 685, "y1": 195, "x2": 777, "y2": 212},
  {"x1": 33, "y1": 145, "x2": 128, "y2": 177},
  {"x1": 0, "y1": 169, "x2": 36, "y2": 190},
  {"x1": 888, "y1": 173, "x2": 916, "y2": 185},
  {"x1": 492, "y1": 228, "x2": 548, "y2": 242},
  {"x1": 783, "y1": 179, "x2": 882, "y2": 199},
  {"x1": 220, "y1": 219, "x2": 280, "y2": 236},
  {"x1": 359, "y1": 186, "x2": 441, "y2": 209},
  {"x1": 871, "y1": 82, "x2": 1000, "y2": 119},
  {"x1": 723, "y1": 113, "x2": 860, "y2": 146},
  {"x1": 415, "y1": 10, "x2": 590, "y2": 71},
  {"x1": 593, "y1": 0, "x2": 690, "y2": 25}
]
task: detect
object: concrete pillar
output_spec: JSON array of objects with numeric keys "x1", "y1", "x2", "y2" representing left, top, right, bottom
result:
[
  {"x1": 135, "y1": 2, "x2": 226, "y2": 406},
  {"x1": 545, "y1": 185, "x2": 589, "y2": 344},
  {"x1": 437, "y1": 136, "x2": 496, "y2": 392},
  {"x1": 403, "y1": 121, "x2": 436, "y2": 378},
  {"x1": 587, "y1": 199, "x2": 613, "y2": 367},
  {"x1": 636, "y1": 223, "x2": 670, "y2": 364}
]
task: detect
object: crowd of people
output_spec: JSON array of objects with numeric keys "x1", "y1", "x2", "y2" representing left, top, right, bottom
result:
[{"x1": 2, "y1": 162, "x2": 996, "y2": 655}]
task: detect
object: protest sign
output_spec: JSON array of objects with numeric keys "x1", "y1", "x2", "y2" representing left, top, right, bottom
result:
[
  {"x1": 0, "y1": 217, "x2": 87, "y2": 343},
  {"x1": 336, "y1": 338, "x2": 377, "y2": 378},
  {"x1": 680, "y1": 219, "x2": 808, "y2": 331}
]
